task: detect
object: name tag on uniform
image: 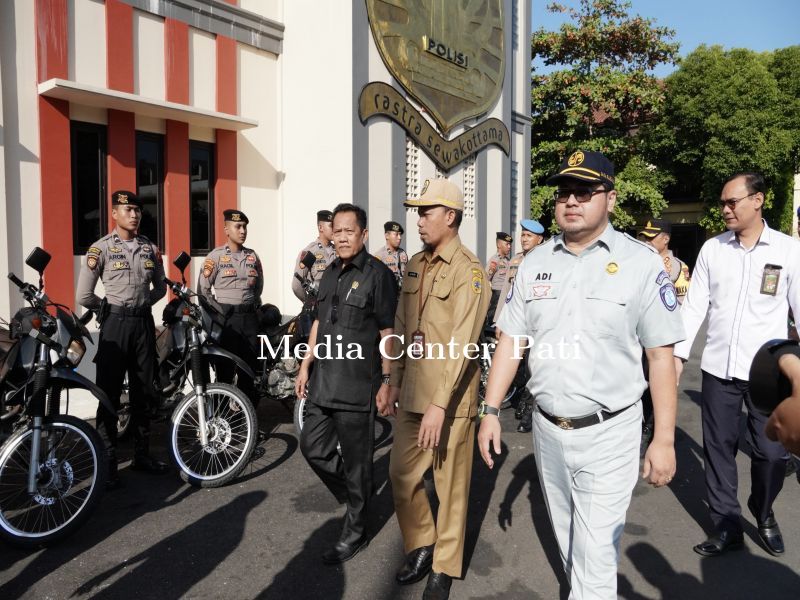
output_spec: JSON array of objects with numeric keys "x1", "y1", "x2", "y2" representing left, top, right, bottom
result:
[
  {"x1": 410, "y1": 330, "x2": 425, "y2": 359},
  {"x1": 761, "y1": 264, "x2": 782, "y2": 295}
]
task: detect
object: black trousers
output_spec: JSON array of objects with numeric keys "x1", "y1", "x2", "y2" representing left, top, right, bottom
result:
[
  {"x1": 300, "y1": 400, "x2": 375, "y2": 543},
  {"x1": 217, "y1": 310, "x2": 259, "y2": 403},
  {"x1": 701, "y1": 371, "x2": 789, "y2": 533},
  {"x1": 486, "y1": 289, "x2": 501, "y2": 327},
  {"x1": 95, "y1": 313, "x2": 157, "y2": 459}
]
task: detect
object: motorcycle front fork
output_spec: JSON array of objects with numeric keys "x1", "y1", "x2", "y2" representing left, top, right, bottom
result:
[
  {"x1": 27, "y1": 344, "x2": 50, "y2": 494},
  {"x1": 188, "y1": 331, "x2": 209, "y2": 446}
]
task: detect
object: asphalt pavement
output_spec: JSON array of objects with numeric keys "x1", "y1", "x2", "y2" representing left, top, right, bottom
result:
[{"x1": 2, "y1": 333, "x2": 800, "y2": 599}]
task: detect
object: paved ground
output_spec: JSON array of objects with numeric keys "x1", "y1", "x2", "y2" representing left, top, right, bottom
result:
[{"x1": 2, "y1": 334, "x2": 800, "y2": 599}]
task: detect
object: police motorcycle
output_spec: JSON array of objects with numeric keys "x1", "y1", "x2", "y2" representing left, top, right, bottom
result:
[
  {"x1": 477, "y1": 326, "x2": 519, "y2": 408},
  {"x1": 0, "y1": 248, "x2": 110, "y2": 548},
  {"x1": 161, "y1": 252, "x2": 258, "y2": 488}
]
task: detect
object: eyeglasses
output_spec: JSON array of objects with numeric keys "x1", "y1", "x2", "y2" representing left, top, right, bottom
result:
[
  {"x1": 718, "y1": 192, "x2": 756, "y2": 210},
  {"x1": 553, "y1": 187, "x2": 607, "y2": 203},
  {"x1": 330, "y1": 294, "x2": 339, "y2": 324}
]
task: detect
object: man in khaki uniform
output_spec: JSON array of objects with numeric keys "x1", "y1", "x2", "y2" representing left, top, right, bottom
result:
[
  {"x1": 382, "y1": 178, "x2": 490, "y2": 600},
  {"x1": 374, "y1": 220, "x2": 409, "y2": 291},
  {"x1": 486, "y1": 232, "x2": 512, "y2": 324},
  {"x1": 197, "y1": 209, "x2": 263, "y2": 403},
  {"x1": 292, "y1": 210, "x2": 335, "y2": 301}
]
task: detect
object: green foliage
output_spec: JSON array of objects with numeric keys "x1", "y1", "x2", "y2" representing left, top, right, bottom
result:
[
  {"x1": 531, "y1": 0, "x2": 679, "y2": 227},
  {"x1": 642, "y1": 45, "x2": 800, "y2": 232}
]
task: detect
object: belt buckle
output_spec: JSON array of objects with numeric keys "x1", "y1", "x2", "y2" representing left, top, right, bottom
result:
[{"x1": 556, "y1": 417, "x2": 573, "y2": 430}]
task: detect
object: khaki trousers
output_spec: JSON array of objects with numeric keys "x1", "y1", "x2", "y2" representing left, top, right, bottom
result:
[{"x1": 389, "y1": 409, "x2": 475, "y2": 577}]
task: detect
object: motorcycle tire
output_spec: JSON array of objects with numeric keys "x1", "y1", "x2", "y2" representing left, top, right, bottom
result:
[
  {"x1": 117, "y1": 375, "x2": 131, "y2": 439},
  {"x1": 0, "y1": 414, "x2": 107, "y2": 549},
  {"x1": 169, "y1": 383, "x2": 257, "y2": 488}
]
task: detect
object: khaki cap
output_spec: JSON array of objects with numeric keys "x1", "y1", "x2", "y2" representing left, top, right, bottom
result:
[{"x1": 404, "y1": 178, "x2": 464, "y2": 211}]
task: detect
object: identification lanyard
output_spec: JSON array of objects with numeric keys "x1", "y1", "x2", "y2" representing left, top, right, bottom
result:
[{"x1": 411, "y1": 259, "x2": 442, "y2": 358}]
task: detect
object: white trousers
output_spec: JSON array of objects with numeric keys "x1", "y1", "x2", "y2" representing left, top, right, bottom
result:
[{"x1": 532, "y1": 402, "x2": 642, "y2": 600}]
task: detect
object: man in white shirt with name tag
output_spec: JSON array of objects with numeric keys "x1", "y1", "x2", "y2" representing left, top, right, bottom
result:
[{"x1": 675, "y1": 172, "x2": 800, "y2": 558}]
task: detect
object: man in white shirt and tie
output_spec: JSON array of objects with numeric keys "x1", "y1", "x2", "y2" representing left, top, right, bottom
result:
[{"x1": 675, "y1": 172, "x2": 800, "y2": 558}]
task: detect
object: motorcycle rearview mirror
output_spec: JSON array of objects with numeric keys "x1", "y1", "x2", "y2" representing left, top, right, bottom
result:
[
  {"x1": 25, "y1": 247, "x2": 51, "y2": 274},
  {"x1": 173, "y1": 251, "x2": 191, "y2": 284},
  {"x1": 301, "y1": 251, "x2": 317, "y2": 270}
]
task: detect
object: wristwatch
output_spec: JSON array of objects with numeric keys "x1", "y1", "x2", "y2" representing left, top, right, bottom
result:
[
  {"x1": 382, "y1": 374, "x2": 391, "y2": 386},
  {"x1": 478, "y1": 401, "x2": 500, "y2": 419}
]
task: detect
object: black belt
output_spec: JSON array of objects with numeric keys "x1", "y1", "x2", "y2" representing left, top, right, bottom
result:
[
  {"x1": 537, "y1": 404, "x2": 631, "y2": 430},
  {"x1": 220, "y1": 303, "x2": 257, "y2": 314},
  {"x1": 108, "y1": 305, "x2": 151, "y2": 317}
]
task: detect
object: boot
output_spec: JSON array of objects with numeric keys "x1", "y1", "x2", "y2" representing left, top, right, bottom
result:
[
  {"x1": 106, "y1": 449, "x2": 123, "y2": 490},
  {"x1": 132, "y1": 427, "x2": 169, "y2": 474}
]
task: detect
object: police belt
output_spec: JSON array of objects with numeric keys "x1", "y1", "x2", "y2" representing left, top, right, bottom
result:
[
  {"x1": 220, "y1": 303, "x2": 257, "y2": 315},
  {"x1": 537, "y1": 404, "x2": 630, "y2": 430},
  {"x1": 107, "y1": 305, "x2": 151, "y2": 317}
]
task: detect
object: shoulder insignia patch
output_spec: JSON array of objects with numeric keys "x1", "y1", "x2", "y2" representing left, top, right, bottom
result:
[
  {"x1": 87, "y1": 256, "x2": 98, "y2": 270},
  {"x1": 660, "y1": 283, "x2": 678, "y2": 312},
  {"x1": 471, "y1": 268, "x2": 483, "y2": 294},
  {"x1": 202, "y1": 258, "x2": 215, "y2": 278},
  {"x1": 87, "y1": 247, "x2": 102, "y2": 256},
  {"x1": 144, "y1": 259, "x2": 155, "y2": 269},
  {"x1": 656, "y1": 270, "x2": 669, "y2": 285}
]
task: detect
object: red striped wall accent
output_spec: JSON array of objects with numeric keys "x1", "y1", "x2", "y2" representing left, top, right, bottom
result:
[
  {"x1": 164, "y1": 120, "x2": 190, "y2": 279},
  {"x1": 35, "y1": 0, "x2": 74, "y2": 308},
  {"x1": 216, "y1": 36, "x2": 237, "y2": 116},
  {"x1": 107, "y1": 110, "x2": 137, "y2": 232},
  {"x1": 215, "y1": 130, "x2": 238, "y2": 245},
  {"x1": 106, "y1": 0, "x2": 134, "y2": 93},
  {"x1": 165, "y1": 18, "x2": 189, "y2": 105}
]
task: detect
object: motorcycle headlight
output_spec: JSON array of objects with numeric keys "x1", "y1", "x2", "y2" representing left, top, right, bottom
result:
[{"x1": 66, "y1": 339, "x2": 86, "y2": 367}]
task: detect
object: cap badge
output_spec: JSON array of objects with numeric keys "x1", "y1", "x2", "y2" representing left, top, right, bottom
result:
[
  {"x1": 421, "y1": 179, "x2": 430, "y2": 195},
  {"x1": 568, "y1": 151, "x2": 584, "y2": 167},
  {"x1": 231, "y1": 213, "x2": 241, "y2": 221},
  {"x1": 117, "y1": 194, "x2": 129, "y2": 204}
]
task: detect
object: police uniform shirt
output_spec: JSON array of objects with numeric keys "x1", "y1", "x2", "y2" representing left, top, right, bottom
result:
[
  {"x1": 497, "y1": 224, "x2": 685, "y2": 417},
  {"x1": 390, "y1": 236, "x2": 491, "y2": 418},
  {"x1": 487, "y1": 252, "x2": 511, "y2": 291},
  {"x1": 674, "y1": 221, "x2": 800, "y2": 380},
  {"x1": 197, "y1": 244, "x2": 263, "y2": 309},
  {"x1": 76, "y1": 230, "x2": 166, "y2": 310},
  {"x1": 292, "y1": 239, "x2": 336, "y2": 300},
  {"x1": 312, "y1": 248, "x2": 397, "y2": 411},
  {"x1": 374, "y1": 245, "x2": 409, "y2": 282},
  {"x1": 493, "y1": 251, "x2": 526, "y2": 324}
]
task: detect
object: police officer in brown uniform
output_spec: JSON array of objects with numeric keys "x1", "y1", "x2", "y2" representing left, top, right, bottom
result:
[
  {"x1": 197, "y1": 209, "x2": 263, "y2": 404},
  {"x1": 374, "y1": 220, "x2": 409, "y2": 290},
  {"x1": 382, "y1": 179, "x2": 490, "y2": 600},
  {"x1": 292, "y1": 210, "x2": 336, "y2": 301},
  {"x1": 486, "y1": 232, "x2": 512, "y2": 325},
  {"x1": 76, "y1": 190, "x2": 168, "y2": 488}
]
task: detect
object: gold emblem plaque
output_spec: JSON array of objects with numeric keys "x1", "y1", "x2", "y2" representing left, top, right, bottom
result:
[{"x1": 366, "y1": 0, "x2": 506, "y2": 135}]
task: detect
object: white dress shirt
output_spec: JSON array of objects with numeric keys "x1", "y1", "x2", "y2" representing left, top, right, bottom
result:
[{"x1": 674, "y1": 221, "x2": 800, "y2": 380}]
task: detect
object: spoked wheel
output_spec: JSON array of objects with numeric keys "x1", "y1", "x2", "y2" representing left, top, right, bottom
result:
[
  {"x1": 293, "y1": 395, "x2": 308, "y2": 437},
  {"x1": 478, "y1": 342, "x2": 517, "y2": 408},
  {"x1": 117, "y1": 375, "x2": 132, "y2": 439},
  {"x1": 169, "y1": 383, "x2": 257, "y2": 488},
  {"x1": 0, "y1": 415, "x2": 107, "y2": 548}
]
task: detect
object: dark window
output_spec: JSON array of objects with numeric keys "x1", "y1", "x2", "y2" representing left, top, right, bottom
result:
[
  {"x1": 71, "y1": 122, "x2": 107, "y2": 253},
  {"x1": 135, "y1": 132, "x2": 164, "y2": 248},
  {"x1": 190, "y1": 142, "x2": 215, "y2": 255}
]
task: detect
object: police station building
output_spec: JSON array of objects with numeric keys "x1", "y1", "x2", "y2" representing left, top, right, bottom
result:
[{"x1": 0, "y1": 0, "x2": 531, "y2": 318}]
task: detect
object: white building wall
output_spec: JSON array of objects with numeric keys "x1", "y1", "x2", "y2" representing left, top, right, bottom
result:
[
  {"x1": 68, "y1": 0, "x2": 106, "y2": 88},
  {"x1": 133, "y1": 10, "x2": 165, "y2": 101},
  {"x1": 238, "y1": 45, "x2": 282, "y2": 308},
  {"x1": 189, "y1": 28, "x2": 216, "y2": 111},
  {"x1": 1, "y1": 0, "x2": 42, "y2": 318}
]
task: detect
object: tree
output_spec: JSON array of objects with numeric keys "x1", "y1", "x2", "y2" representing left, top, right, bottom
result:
[
  {"x1": 643, "y1": 45, "x2": 800, "y2": 232},
  {"x1": 530, "y1": 0, "x2": 679, "y2": 229}
]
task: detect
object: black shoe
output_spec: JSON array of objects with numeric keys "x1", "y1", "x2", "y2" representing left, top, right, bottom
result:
[
  {"x1": 396, "y1": 544, "x2": 434, "y2": 585},
  {"x1": 785, "y1": 460, "x2": 797, "y2": 478},
  {"x1": 692, "y1": 530, "x2": 744, "y2": 557},
  {"x1": 517, "y1": 405, "x2": 532, "y2": 433},
  {"x1": 422, "y1": 572, "x2": 452, "y2": 600},
  {"x1": 748, "y1": 497, "x2": 785, "y2": 556},
  {"x1": 321, "y1": 536, "x2": 368, "y2": 565},
  {"x1": 131, "y1": 455, "x2": 169, "y2": 474}
]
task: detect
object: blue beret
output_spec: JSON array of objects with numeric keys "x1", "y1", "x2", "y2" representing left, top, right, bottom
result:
[{"x1": 521, "y1": 219, "x2": 544, "y2": 234}]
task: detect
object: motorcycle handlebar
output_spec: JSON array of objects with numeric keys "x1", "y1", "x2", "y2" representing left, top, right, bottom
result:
[{"x1": 8, "y1": 273, "x2": 25, "y2": 290}]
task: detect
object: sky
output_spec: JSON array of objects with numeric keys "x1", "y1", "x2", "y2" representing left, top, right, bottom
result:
[{"x1": 530, "y1": 0, "x2": 800, "y2": 77}]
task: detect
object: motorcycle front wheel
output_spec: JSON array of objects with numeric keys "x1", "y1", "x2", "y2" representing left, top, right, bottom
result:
[
  {"x1": 169, "y1": 383, "x2": 257, "y2": 488},
  {"x1": 0, "y1": 415, "x2": 107, "y2": 549}
]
